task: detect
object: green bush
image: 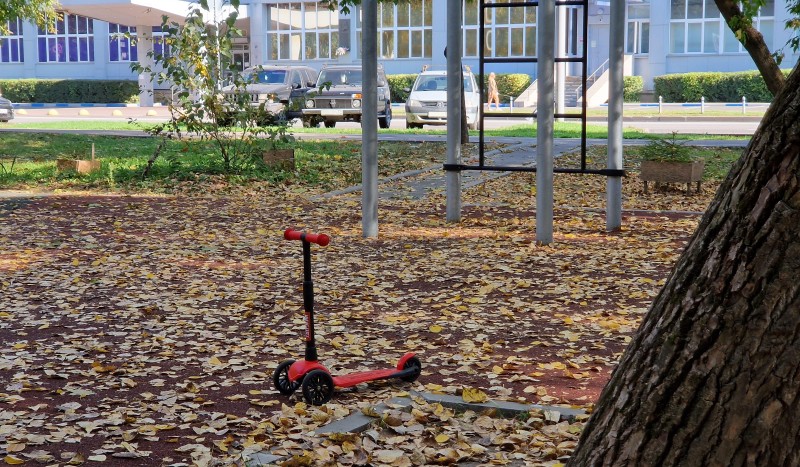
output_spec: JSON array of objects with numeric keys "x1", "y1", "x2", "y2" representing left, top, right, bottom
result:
[
  {"x1": 0, "y1": 79, "x2": 139, "y2": 103},
  {"x1": 653, "y1": 70, "x2": 791, "y2": 102},
  {"x1": 387, "y1": 74, "x2": 417, "y2": 103},
  {"x1": 478, "y1": 73, "x2": 532, "y2": 100},
  {"x1": 623, "y1": 76, "x2": 643, "y2": 102},
  {"x1": 387, "y1": 72, "x2": 532, "y2": 104}
]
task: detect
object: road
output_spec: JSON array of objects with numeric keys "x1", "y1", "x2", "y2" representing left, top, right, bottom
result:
[{"x1": 5, "y1": 105, "x2": 762, "y2": 136}]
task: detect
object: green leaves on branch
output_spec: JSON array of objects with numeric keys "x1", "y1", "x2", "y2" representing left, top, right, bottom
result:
[{"x1": 131, "y1": 0, "x2": 291, "y2": 174}]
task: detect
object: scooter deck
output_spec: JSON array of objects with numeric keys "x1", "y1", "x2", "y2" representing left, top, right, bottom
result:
[{"x1": 333, "y1": 368, "x2": 408, "y2": 388}]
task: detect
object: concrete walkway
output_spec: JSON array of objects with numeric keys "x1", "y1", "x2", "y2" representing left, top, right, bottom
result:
[{"x1": 317, "y1": 137, "x2": 750, "y2": 201}]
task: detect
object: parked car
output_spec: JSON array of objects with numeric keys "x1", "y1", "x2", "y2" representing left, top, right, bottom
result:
[
  {"x1": 222, "y1": 64, "x2": 317, "y2": 119},
  {"x1": 0, "y1": 92, "x2": 14, "y2": 123},
  {"x1": 301, "y1": 64, "x2": 392, "y2": 128},
  {"x1": 405, "y1": 67, "x2": 480, "y2": 130}
]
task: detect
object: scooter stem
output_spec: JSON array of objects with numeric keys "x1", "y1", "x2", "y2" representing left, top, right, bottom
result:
[{"x1": 302, "y1": 240, "x2": 318, "y2": 361}]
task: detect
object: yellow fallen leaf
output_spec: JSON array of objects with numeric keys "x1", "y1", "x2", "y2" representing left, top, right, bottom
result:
[
  {"x1": 4, "y1": 456, "x2": 24, "y2": 465},
  {"x1": 208, "y1": 356, "x2": 224, "y2": 366},
  {"x1": 492, "y1": 365, "x2": 504, "y2": 375},
  {"x1": 429, "y1": 324, "x2": 443, "y2": 333},
  {"x1": 435, "y1": 434, "x2": 450, "y2": 443},
  {"x1": 462, "y1": 387, "x2": 488, "y2": 403}
]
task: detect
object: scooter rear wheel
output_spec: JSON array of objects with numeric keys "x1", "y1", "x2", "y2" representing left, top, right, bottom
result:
[
  {"x1": 400, "y1": 356, "x2": 422, "y2": 382},
  {"x1": 274, "y1": 359, "x2": 302, "y2": 395},
  {"x1": 302, "y1": 369, "x2": 334, "y2": 405}
]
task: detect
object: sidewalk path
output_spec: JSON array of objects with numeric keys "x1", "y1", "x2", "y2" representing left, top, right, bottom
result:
[{"x1": 318, "y1": 137, "x2": 750, "y2": 201}]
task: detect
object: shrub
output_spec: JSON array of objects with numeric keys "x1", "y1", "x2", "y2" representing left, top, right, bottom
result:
[
  {"x1": 387, "y1": 74, "x2": 417, "y2": 103},
  {"x1": 0, "y1": 79, "x2": 139, "y2": 103},
  {"x1": 478, "y1": 73, "x2": 532, "y2": 100},
  {"x1": 653, "y1": 70, "x2": 791, "y2": 102},
  {"x1": 639, "y1": 132, "x2": 695, "y2": 163},
  {"x1": 623, "y1": 76, "x2": 643, "y2": 102}
]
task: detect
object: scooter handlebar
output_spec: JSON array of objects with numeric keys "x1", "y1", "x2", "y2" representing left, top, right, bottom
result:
[{"x1": 284, "y1": 229, "x2": 330, "y2": 246}]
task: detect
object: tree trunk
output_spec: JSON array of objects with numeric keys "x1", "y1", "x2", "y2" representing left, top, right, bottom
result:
[
  {"x1": 568, "y1": 62, "x2": 800, "y2": 466},
  {"x1": 715, "y1": 0, "x2": 786, "y2": 96}
]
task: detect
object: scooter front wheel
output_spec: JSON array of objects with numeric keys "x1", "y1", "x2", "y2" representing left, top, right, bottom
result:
[
  {"x1": 274, "y1": 359, "x2": 302, "y2": 395},
  {"x1": 302, "y1": 369, "x2": 334, "y2": 405},
  {"x1": 400, "y1": 356, "x2": 422, "y2": 382}
]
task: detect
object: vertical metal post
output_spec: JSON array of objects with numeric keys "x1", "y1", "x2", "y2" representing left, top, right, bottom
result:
[
  {"x1": 742, "y1": 96, "x2": 747, "y2": 114},
  {"x1": 659, "y1": 95, "x2": 663, "y2": 113},
  {"x1": 556, "y1": 5, "x2": 566, "y2": 122},
  {"x1": 362, "y1": 0, "x2": 378, "y2": 237},
  {"x1": 536, "y1": 0, "x2": 555, "y2": 244},
  {"x1": 446, "y1": 0, "x2": 462, "y2": 222},
  {"x1": 701, "y1": 96, "x2": 705, "y2": 114},
  {"x1": 302, "y1": 241, "x2": 318, "y2": 361},
  {"x1": 606, "y1": 0, "x2": 624, "y2": 231}
]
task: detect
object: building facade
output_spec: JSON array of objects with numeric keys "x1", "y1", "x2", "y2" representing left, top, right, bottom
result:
[{"x1": 1, "y1": 0, "x2": 798, "y2": 98}]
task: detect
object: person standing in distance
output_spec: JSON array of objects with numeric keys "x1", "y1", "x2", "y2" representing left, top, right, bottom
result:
[{"x1": 487, "y1": 72, "x2": 500, "y2": 110}]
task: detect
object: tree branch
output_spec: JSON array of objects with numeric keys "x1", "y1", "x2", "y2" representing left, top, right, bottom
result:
[{"x1": 715, "y1": 0, "x2": 786, "y2": 96}]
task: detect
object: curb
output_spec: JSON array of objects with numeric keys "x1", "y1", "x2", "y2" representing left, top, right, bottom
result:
[
  {"x1": 244, "y1": 391, "x2": 586, "y2": 466},
  {"x1": 12, "y1": 103, "x2": 161, "y2": 109}
]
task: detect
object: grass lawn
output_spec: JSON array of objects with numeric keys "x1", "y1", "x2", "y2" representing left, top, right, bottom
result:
[{"x1": 0, "y1": 129, "x2": 744, "y2": 195}]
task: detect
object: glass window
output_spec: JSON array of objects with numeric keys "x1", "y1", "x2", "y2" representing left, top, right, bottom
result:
[
  {"x1": 670, "y1": 22, "x2": 685, "y2": 53},
  {"x1": 462, "y1": 0, "x2": 539, "y2": 58},
  {"x1": 687, "y1": 0, "x2": 703, "y2": 19},
  {"x1": 671, "y1": 0, "x2": 686, "y2": 19},
  {"x1": 1, "y1": 19, "x2": 25, "y2": 63},
  {"x1": 38, "y1": 14, "x2": 94, "y2": 63},
  {"x1": 267, "y1": 2, "x2": 339, "y2": 61},
  {"x1": 109, "y1": 24, "x2": 138, "y2": 62},
  {"x1": 356, "y1": 0, "x2": 432, "y2": 59},
  {"x1": 704, "y1": 20, "x2": 719, "y2": 53},
  {"x1": 687, "y1": 23, "x2": 702, "y2": 52},
  {"x1": 670, "y1": 0, "x2": 774, "y2": 53}
]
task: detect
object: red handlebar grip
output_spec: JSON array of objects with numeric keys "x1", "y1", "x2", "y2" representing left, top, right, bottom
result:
[{"x1": 284, "y1": 229, "x2": 330, "y2": 246}]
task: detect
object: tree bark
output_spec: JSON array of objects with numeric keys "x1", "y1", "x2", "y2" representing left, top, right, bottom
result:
[
  {"x1": 715, "y1": 0, "x2": 786, "y2": 96},
  {"x1": 568, "y1": 61, "x2": 800, "y2": 466}
]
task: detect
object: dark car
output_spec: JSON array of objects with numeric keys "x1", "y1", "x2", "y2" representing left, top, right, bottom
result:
[
  {"x1": 301, "y1": 64, "x2": 392, "y2": 128},
  {"x1": 222, "y1": 64, "x2": 317, "y2": 119},
  {"x1": 0, "y1": 93, "x2": 14, "y2": 123}
]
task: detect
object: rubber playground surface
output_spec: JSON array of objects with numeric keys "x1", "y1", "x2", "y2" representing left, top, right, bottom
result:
[{"x1": 0, "y1": 171, "x2": 713, "y2": 464}]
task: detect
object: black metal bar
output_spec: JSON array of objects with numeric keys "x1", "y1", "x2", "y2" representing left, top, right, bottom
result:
[
  {"x1": 479, "y1": 0, "x2": 486, "y2": 166},
  {"x1": 483, "y1": 57, "x2": 539, "y2": 64},
  {"x1": 302, "y1": 240, "x2": 318, "y2": 362},
  {"x1": 482, "y1": 1, "x2": 586, "y2": 6},
  {"x1": 443, "y1": 163, "x2": 625, "y2": 177},
  {"x1": 581, "y1": 1, "x2": 589, "y2": 170},
  {"x1": 484, "y1": 111, "x2": 536, "y2": 118},
  {"x1": 554, "y1": 112, "x2": 583, "y2": 119}
]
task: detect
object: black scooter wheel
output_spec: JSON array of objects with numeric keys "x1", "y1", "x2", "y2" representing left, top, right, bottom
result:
[
  {"x1": 400, "y1": 356, "x2": 422, "y2": 382},
  {"x1": 273, "y1": 359, "x2": 301, "y2": 395},
  {"x1": 302, "y1": 369, "x2": 334, "y2": 405}
]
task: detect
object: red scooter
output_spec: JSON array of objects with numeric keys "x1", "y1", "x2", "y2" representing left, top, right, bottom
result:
[{"x1": 273, "y1": 229, "x2": 422, "y2": 405}]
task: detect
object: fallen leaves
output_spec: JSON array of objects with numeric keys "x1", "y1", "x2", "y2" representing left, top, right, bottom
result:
[{"x1": 0, "y1": 150, "x2": 716, "y2": 465}]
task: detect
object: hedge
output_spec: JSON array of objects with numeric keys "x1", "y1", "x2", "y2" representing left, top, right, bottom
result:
[
  {"x1": 387, "y1": 73, "x2": 532, "y2": 104},
  {"x1": 623, "y1": 76, "x2": 643, "y2": 102},
  {"x1": 653, "y1": 70, "x2": 790, "y2": 103},
  {"x1": 0, "y1": 79, "x2": 139, "y2": 103}
]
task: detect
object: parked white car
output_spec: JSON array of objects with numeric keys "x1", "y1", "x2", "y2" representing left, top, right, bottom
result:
[{"x1": 404, "y1": 67, "x2": 480, "y2": 130}]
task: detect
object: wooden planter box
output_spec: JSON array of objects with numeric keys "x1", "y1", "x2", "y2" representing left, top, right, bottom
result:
[
  {"x1": 640, "y1": 160, "x2": 704, "y2": 194},
  {"x1": 56, "y1": 158, "x2": 102, "y2": 174},
  {"x1": 263, "y1": 149, "x2": 295, "y2": 170}
]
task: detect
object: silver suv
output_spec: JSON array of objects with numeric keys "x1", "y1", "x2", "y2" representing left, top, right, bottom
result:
[
  {"x1": 223, "y1": 64, "x2": 317, "y2": 118},
  {"x1": 301, "y1": 64, "x2": 392, "y2": 128}
]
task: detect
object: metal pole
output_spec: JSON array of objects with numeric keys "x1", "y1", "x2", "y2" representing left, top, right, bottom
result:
[
  {"x1": 446, "y1": 0, "x2": 462, "y2": 222},
  {"x1": 556, "y1": 5, "x2": 567, "y2": 122},
  {"x1": 606, "y1": 0, "x2": 624, "y2": 231},
  {"x1": 536, "y1": 0, "x2": 555, "y2": 244},
  {"x1": 362, "y1": 0, "x2": 378, "y2": 237}
]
